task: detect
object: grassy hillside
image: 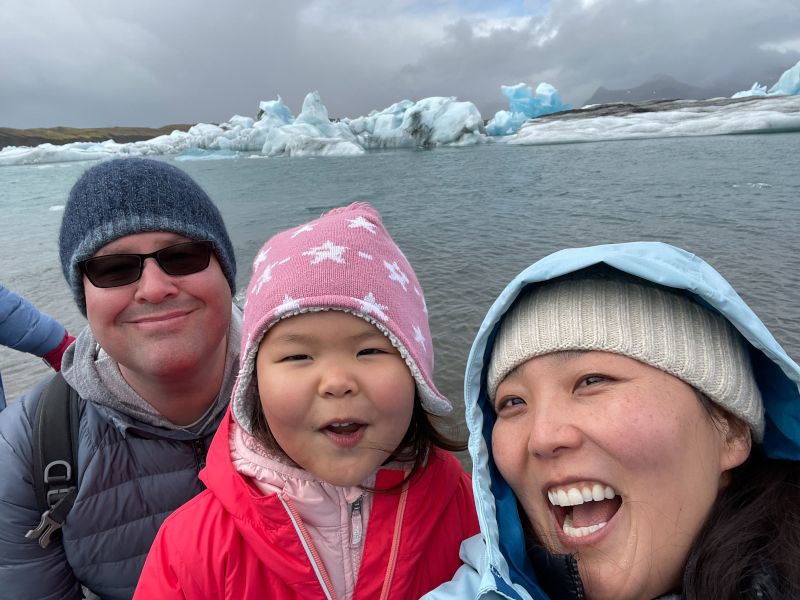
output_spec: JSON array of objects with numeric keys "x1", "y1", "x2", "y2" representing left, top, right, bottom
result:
[{"x1": 0, "y1": 124, "x2": 193, "y2": 150}]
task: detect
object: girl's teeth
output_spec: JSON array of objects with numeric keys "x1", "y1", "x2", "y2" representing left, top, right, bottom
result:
[{"x1": 548, "y1": 483, "x2": 618, "y2": 506}]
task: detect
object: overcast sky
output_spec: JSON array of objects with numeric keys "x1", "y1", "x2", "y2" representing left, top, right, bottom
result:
[{"x1": 2, "y1": 0, "x2": 799, "y2": 128}]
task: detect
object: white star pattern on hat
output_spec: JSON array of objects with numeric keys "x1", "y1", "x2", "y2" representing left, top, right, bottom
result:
[
  {"x1": 275, "y1": 294, "x2": 301, "y2": 317},
  {"x1": 303, "y1": 240, "x2": 348, "y2": 264},
  {"x1": 358, "y1": 251, "x2": 374, "y2": 260},
  {"x1": 252, "y1": 247, "x2": 270, "y2": 272},
  {"x1": 384, "y1": 260, "x2": 409, "y2": 291},
  {"x1": 254, "y1": 258, "x2": 291, "y2": 294},
  {"x1": 359, "y1": 292, "x2": 389, "y2": 321},
  {"x1": 347, "y1": 216, "x2": 377, "y2": 233},
  {"x1": 291, "y1": 224, "x2": 315, "y2": 238},
  {"x1": 413, "y1": 324, "x2": 427, "y2": 352}
]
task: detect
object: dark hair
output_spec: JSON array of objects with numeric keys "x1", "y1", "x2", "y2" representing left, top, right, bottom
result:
[
  {"x1": 682, "y1": 444, "x2": 800, "y2": 599},
  {"x1": 248, "y1": 390, "x2": 465, "y2": 491}
]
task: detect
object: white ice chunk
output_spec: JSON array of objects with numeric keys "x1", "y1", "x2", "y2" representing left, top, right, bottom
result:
[{"x1": 508, "y1": 95, "x2": 800, "y2": 145}]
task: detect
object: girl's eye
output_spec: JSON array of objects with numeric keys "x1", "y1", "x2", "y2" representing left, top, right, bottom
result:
[
  {"x1": 357, "y1": 348, "x2": 387, "y2": 356},
  {"x1": 280, "y1": 354, "x2": 311, "y2": 362}
]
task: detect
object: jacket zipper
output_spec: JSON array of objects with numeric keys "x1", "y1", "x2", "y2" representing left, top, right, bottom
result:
[
  {"x1": 350, "y1": 495, "x2": 364, "y2": 548},
  {"x1": 280, "y1": 494, "x2": 337, "y2": 600},
  {"x1": 191, "y1": 439, "x2": 207, "y2": 471}
]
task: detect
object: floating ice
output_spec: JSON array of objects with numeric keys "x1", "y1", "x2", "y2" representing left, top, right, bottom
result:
[
  {"x1": 0, "y1": 91, "x2": 487, "y2": 165},
  {"x1": 486, "y1": 82, "x2": 570, "y2": 136},
  {"x1": 770, "y1": 60, "x2": 800, "y2": 96},
  {"x1": 261, "y1": 91, "x2": 364, "y2": 157},
  {"x1": 733, "y1": 59, "x2": 800, "y2": 98},
  {"x1": 508, "y1": 95, "x2": 800, "y2": 145},
  {"x1": 346, "y1": 97, "x2": 485, "y2": 149},
  {"x1": 2, "y1": 69, "x2": 799, "y2": 167}
]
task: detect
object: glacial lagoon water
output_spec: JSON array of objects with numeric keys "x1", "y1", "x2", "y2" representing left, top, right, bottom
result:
[{"x1": 2, "y1": 134, "x2": 800, "y2": 438}]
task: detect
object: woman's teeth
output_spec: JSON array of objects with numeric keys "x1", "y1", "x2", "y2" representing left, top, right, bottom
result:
[
  {"x1": 548, "y1": 483, "x2": 616, "y2": 506},
  {"x1": 562, "y1": 513, "x2": 607, "y2": 538},
  {"x1": 547, "y1": 483, "x2": 620, "y2": 539}
]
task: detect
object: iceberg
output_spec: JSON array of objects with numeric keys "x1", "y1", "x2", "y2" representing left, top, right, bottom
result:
[
  {"x1": 2, "y1": 69, "x2": 799, "y2": 167},
  {"x1": 261, "y1": 91, "x2": 364, "y2": 157},
  {"x1": 0, "y1": 91, "x2": 488, "y2": 166},
  {"x1": 486, "y1": 82, "x2": 571, "y2": 136},
  {"x1": 733, "y1": 59, "x2": 800, "y2": 98},
  {"x1": 769, "y1": 59, "x2": 800, "y2": 96},
  {"x1": 346, "y1": 97, "x2": 485, "y2": 149},
  {"x1": 508, "y1": 95, "x2": 800, "y2": 145}
]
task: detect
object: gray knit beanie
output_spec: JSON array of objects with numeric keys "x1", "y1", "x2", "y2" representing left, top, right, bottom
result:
[
  {"x1": 487, "y1": 274, "x2": 764, "y2": 440},
  {"x1": 59, "y1": 158, "x2": 236, "y2": 315}
]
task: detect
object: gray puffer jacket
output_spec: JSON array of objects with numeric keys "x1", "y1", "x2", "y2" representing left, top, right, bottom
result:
[{"x1": 0, "y1": 309, "x2": 241, "y2": 600}]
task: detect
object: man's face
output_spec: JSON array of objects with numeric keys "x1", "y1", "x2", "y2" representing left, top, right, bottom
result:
[{"x1": 83, "y1": 231, "x2": 232, "y2": 386}]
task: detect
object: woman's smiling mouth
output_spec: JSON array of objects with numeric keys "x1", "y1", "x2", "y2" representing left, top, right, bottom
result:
[{"x1": 547, "y1": 482, "x2": 622, "y2": 540}]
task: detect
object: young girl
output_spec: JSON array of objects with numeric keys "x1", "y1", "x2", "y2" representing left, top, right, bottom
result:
[
  {"x1": 427, "y1": 242, "x2": 800, "y2": 600},
  {"x1": 135, "y1": 202, "x2": 478, "y2": 599}
]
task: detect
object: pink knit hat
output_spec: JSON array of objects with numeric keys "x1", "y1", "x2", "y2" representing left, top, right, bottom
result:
[{"x1": 232, "y1": 202, "x2": 451, "y2": 433}]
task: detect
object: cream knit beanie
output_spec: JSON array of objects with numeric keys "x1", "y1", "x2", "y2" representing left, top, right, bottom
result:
[{"x1": 487, "y1": 274, "x2": 764, "y2": 439}]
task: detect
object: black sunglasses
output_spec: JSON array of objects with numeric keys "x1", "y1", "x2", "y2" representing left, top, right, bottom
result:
[{"x1": 79, "y1": 240, "x2": 214, "y2": 288}]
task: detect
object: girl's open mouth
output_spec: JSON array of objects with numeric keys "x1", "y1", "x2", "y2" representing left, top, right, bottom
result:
[
  {"x1": 322, "y1": 422, "x2": 366, "y2": 448},
  {"x1": 547, "y1": 482, "x2": 622, "y2": 540}
]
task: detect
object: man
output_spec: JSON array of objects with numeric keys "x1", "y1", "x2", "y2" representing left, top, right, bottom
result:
[{"x1": 0, "y1": 158, "x2": 241, "y2": 599}]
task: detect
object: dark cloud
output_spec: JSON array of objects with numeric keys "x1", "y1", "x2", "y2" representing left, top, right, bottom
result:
[{"x1": 1, "y1": 0, "x2": 797, "y2": 127}]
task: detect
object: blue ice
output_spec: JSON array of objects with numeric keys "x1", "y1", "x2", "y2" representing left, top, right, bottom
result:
[
  {"x1": 486, "y1": 82, "x2": 571, "y2": 136},
  {"x1": 733, "y1": 59, "x2": 800, "y2": 98}
]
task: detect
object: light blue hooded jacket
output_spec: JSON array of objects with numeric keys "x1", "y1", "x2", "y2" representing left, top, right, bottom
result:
[
  {"x1": 425, "y1": 242, "x2": 800, "y2": 600},
  {"x1": 0, "y1": 284, "x2": 67, "y2": 410}
]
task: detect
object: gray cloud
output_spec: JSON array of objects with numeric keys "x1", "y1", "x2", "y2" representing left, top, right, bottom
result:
[{"x1": 1, "y1": 0, "x2": 798, "y2": 128}]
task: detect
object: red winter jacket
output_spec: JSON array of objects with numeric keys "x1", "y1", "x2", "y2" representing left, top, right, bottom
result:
[{"x1": 134, "y1": 410, "x2": 478, "y2": 599}]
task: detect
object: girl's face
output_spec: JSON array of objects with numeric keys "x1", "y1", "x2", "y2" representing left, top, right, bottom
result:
[
  {"x1": 491, "y1": 351, "x2": 750, "y2": 600},
  {"x1": 256, "y1": 310, "x2": 416, "y2": 487}
]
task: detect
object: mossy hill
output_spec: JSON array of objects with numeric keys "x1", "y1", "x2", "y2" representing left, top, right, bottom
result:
[{"x1": 0, "y1": 125, "x2": 193, "y2": 150}]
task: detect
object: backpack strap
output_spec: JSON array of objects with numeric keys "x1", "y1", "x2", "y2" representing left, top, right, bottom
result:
[{"x1": 25, "y1": 373, "x2": 80, "y2": 549}]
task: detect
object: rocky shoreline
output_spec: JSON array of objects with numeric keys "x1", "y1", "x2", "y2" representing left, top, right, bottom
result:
[{"x1": 0, "y1": 125, "x2": 193, "y2": 150}]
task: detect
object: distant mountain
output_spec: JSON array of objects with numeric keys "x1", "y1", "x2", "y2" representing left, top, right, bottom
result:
[{"x1": 584, "y1": 74, "x2": 733, "y2": 105}]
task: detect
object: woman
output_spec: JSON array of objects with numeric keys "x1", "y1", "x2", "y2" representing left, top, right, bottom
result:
[{"x1": 427, "y1": 241, "x2": 800, "y2": 600}]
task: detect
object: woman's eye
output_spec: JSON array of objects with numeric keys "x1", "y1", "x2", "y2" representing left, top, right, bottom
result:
[
  {"x1": 579, "y1": 374, "x2": 607, "y2": 387},
  {"x1": 496, "y1": 396, "x2": 526, "y2": 412}
]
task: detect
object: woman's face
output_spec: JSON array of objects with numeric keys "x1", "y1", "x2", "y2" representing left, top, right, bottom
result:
[{"x1": 491, "y1": 351, "x2": 750, "y2": 600}]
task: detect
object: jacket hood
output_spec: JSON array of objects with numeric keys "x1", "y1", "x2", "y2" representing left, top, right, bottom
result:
[{"x1": 464, "y1": 241, "x2": 800, "y2": 596}]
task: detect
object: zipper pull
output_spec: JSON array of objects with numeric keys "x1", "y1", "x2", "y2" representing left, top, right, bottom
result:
[
  {"x1": 192, "y1": 439, "x2": 207, "y2": 471},
  {"x1": 350, "y1": 495, "x2": 364, "y2": 548}
]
